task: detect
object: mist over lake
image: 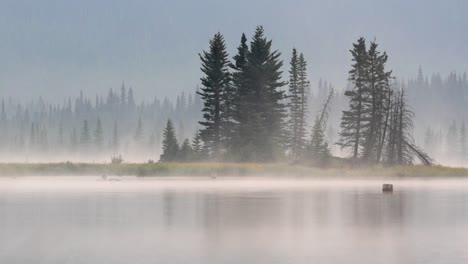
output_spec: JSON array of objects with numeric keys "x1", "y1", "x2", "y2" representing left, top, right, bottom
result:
[{"x1": 0, "y1": 177, "x2": 467, "y2": 264}]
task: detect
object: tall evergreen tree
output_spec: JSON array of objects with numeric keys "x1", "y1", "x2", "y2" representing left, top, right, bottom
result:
[
  {"x1": 197, "y1": 32, "x2": 231, "y2": 158},
  {"x1": 337, "y1": 37, "x2": 369, "y2": 159},
  {"x1": 287, "y1": 49, "x2": 309, "y2": 160},
  {"x1": 160, "y1": 119, "x2": 179, "y2": 162},
  {"x1": 287, "y1": 48, "x2": 300, "y2": 158},
  {"x1": 361, "y1": 40, "x2": 392, "y2": 162},
  {"x1": 241, "y1": 26, "x2": 287, "y2": 161},
  {"x1": 230, "y1": 33, "x2": 250, "y2": 158}
]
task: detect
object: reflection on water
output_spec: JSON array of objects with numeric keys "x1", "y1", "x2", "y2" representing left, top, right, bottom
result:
[{"x1": 0, "y1": 177, "x2": 467, "y2": 264}]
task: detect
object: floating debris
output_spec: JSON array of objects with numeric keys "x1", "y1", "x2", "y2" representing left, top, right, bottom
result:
[{"x1": 382, "y1": 184, "x2": 394, "y2": 193}]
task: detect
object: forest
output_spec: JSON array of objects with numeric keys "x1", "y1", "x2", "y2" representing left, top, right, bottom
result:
[{"x1": 1, "y1": 26, "x2": 467, "y2": 167}]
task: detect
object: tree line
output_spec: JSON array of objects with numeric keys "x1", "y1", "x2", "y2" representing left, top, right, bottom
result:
[
  {"x1": 160, "y1": 26, "x2": 432, "y2": 166},
  {"x1": 0, "y1": 85, "x2": 202, "y2": 162}
]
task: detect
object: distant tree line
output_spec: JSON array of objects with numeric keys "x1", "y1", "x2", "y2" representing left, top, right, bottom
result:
[{"x1": 0, "y1": 84, "x2": 202, "y2": 162}]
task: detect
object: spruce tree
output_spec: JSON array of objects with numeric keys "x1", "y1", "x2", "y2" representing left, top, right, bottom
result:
[
  {"x1": 287, "y1": 49, "x2": 309, "y2": 160},
  {"x1": 179, "y1": 138, "x2": 193, "y2": 162},
  {"x1": 337, "y1": 37, "x2": 369, "y2": 159},
  {"x1": 361, "y1": 40, "x2": 392, "y2": 162},
  {"x1": 191, "y1": 130, "x2": 205, "y2": 161},
  {"x1": 385, "y1": 88, "x2": 432, "y2": 166},
  {"x1": 287, "y1": 48, "x2": 300, "y2": 159},
  {"x1": 297, "y1": 53, "x2": 309, "y2": 152},
  {"x1": 308, "y1": 89, "x2": 334, "y2": 162},
  {"x1": 197, "y1": 32, "x2": 231, "y2": 158},
  {"x1": 242, "y1": 26, "x2": 287, "y2": 161},
  {"x1": 230, "y1": 33, "x2": 250, "y2": 159},
  {"x1": 160, "y1": 119, "x2": 179, "y2": 162}
]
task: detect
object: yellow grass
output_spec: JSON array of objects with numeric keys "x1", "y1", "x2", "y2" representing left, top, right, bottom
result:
[{"x1": 0, "y1": 162, "x2": 467, "y2": 177}]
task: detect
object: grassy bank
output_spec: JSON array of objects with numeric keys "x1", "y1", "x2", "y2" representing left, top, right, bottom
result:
[{"x1": 0, "y1": 162, "x2": 467, "y2": 177}]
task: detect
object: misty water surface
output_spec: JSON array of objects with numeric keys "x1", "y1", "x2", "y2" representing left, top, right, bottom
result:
[{"x1": 0, "y1": 177, "x2": 467, "y2": 264}]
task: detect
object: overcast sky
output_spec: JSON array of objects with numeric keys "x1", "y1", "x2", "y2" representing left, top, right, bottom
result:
[{"x1": 0, "y1": 0, "x2": 467, "y2": 102}]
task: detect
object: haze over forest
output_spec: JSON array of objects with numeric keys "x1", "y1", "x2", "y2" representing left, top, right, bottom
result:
[{"x1": 0, "y1": 0, "x2": 467, "y2": 167}]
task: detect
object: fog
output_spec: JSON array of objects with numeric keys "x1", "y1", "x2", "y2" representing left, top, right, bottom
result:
[
  {"x1": 0, "y1": 1, "x2": 467, "y2": 167},
  {"x1": 1, "y1": 177, "x2": 468, "y2": 263},
  {"x1": 1, "y1": 0, "x2": 467, "y2": 101}
]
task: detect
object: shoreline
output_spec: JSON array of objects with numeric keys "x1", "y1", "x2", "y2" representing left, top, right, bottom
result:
[{"x1": 0, "y1": 162, "x2": 467, "y2": 178}]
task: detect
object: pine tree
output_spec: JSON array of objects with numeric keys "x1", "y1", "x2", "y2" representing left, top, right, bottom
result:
[
  {"x1": 385, "y1": 88, "x2": 432, "y2": 166},
  {"x1": 197, "y1": 32, "x2": 231, "y2": 158},
  {"x1": 337, "y1": 37, "x2": 369, "y2": 159},
  {"x1": 361, "y1": 40, "x2": 392, "y2": 162},
  {"x1": 287, "y1": 48, "x2": 300, "y2": 158},
  {"x1": 297, "y1": 53, "x2": 309, "y2": 153},
  {"x1": 308, "y1": 89, "x2": 334, "y2": 162},
  {"x1": 191, "y1": 130, "x2": 202, "y2": 153},
  {"x1": 230, "y1": 33, "x2": 250, "y2": 159},
  {"x1": 179, "y1": 138, "x2": 193, "y2": 162},
  {"x1": 241, "y1": 26, "x2": 287, "y2": 161},
  {"x1": 287, "y1": 49, "x2": 309, "y2": 160},
  {"x1": 191, "y1": 130, "x2": 205, "y2": 161},
  {"x1": 160, "y1": 119, "x2": 179, "y2": 162}
]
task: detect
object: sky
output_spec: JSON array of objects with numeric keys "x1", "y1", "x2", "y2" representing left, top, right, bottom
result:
[{"x1": 0, "y1": 0, "x2": 467, "y2": 102}]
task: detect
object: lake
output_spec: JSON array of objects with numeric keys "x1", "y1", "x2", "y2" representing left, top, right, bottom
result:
[{"x1": 0, "y1": 177, "x2": 467, "y2": 264}]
